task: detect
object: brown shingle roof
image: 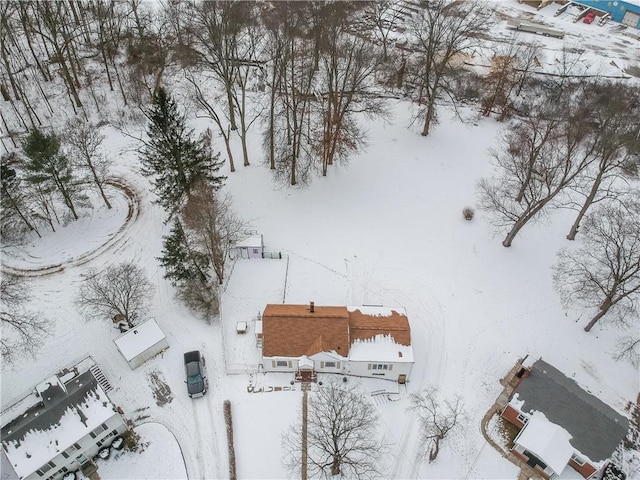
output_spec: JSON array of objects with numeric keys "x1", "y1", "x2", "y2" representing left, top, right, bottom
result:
[
  {"x1": 262, "y1": 304, "x2": 350, "y2": 357},
  {"x1": 348, "y1": 308, "x2": 411, "y2": 346},
  {"x1": 262, "y1": 304, "x2": 413, "y2": 358}
]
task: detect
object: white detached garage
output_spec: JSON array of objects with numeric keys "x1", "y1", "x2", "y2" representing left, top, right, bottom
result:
[{"x1": 113, "y1": 318, "x2": 169, "y2": 369}]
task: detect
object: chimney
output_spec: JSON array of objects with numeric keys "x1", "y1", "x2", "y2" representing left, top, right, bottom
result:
[{"x1": 310, "y1": 301, "x2": 315, "y2": 313}]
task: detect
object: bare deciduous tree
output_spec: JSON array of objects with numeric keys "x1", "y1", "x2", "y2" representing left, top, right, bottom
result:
[
  {"x1": 315, "y1": 8, "x2": 384, "y2": 176},
  {"x1": 480, "y1": 35, "x2": 542, "y2": 121},
  {"x1": 565, "y1": 82, "x2": 640, "y2": 240},
  {"x1": 613, "y1": 335, "x2": 640, "y2": 368},
  {"x1": 182, "y1": 178, "x2": 245, "y2": 286},
  {"x1": 478, "y1": 102, "x2": 597, "y2": 247},
  {"x1": 362, "y1": 1, "x2": 405, "y2": 63},
  {"x1": 553, "y1": 201, "x2": 640, "y2": 333},
  {"x1": 1, "y1": 274, "x2": 48, "y2": 364},
  {"x1": 407, "y1": 0, "x2": 492, "y2": 136},
  {"x1": 63, "y1": 117, "x2": 112, "y2": 209},
  {"x1": 410, "y1": 388, "x2": 465, "y2": 463},
  {"x1": 76, "y1": 262, "x2": 154, "y2": 327},
  {"x1": 283, "y1": 381, "x2": 384, "y2": 479}
]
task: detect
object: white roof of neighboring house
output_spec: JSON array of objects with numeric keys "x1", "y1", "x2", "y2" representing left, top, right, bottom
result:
[
  {"x1": 516, "y1": 411, "x2": 574, "y2": 475},
  {"x1": 113, "y1": 318, "x2": 166, "y2": 361},
  {"x1": 348, "y1": 334, "x2": 414, "y2": 363},
  {"x1": 2, "y1": 373, "x2": 118, "y2": 479},
  {"x1": 234, "y1": 234, "x2": 263, "y2": 248}
]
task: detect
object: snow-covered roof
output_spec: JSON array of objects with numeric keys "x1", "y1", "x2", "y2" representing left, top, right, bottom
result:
[
  {"x1": 514, "y1": 359, "x2": 628, "y2": 463},
  {"x1": 348, "y1": 334, "x2": 414, "y2": 363},
  {"x1": 347, "y1": 305, "x2": 407, "y2": 317},
  {"x1": 113, "y1": 318, "x2": 166, "y2": 361},
  {"x1": 515, "y1": 412, "x2": 574, "y2": 475},
  {"x1": 298, "y1": 356, "x2": 314, "y2": 368},
  {"x1": 1, "y1": 371, "x2": 120, "y2": 479},
  {"x1": 234, "y1": 234, "x2": 263, "y2": 248}
]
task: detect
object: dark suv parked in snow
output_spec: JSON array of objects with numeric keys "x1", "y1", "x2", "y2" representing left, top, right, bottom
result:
[{"x1": 184, "y1": 351, "x2": 207, "y2": 398}]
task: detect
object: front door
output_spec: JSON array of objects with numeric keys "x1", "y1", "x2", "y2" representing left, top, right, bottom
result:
[{"x1": 299, "y1": 369, "x2": 314, "y2": 382}]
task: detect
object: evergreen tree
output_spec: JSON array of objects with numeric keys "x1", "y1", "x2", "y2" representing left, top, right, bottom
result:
[
  {"x1": 1, "y1": 159, "x2": 39, "y2": 240},
  {"x1": 159, "y1": 219, "x2": 210, "y2": 286},
  {"x1": 140, "y1": 87, "x2": 225, "y2": 218},
  {"x1": 22, "y1": 128, "x2": 80, "y2": 220}
]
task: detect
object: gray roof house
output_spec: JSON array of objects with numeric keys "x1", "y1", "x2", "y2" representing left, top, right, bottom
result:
[
  {"x1": 502, "y1": 358, "x2": 629, "y2": 479},
  {"x1": 1, "y1": 358, "x2": 127, "y2": 480}
]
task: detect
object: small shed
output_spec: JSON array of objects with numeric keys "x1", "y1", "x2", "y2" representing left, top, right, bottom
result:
[
  {"x1": 113, "y1": 318, "x2": 169, "y2": 369},
  {"x1": 233, "y1": 234, "x2": 264, "y2": 259}
]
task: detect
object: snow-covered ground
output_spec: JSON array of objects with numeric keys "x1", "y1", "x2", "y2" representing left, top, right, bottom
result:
[{"x1": 2, "y1": 1, "x2": 639, "y2": 479}]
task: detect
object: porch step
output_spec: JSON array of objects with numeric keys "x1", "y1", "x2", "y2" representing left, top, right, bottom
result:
[{"x1": 90, "y1": 365, "x2": 113, "y2": 393}]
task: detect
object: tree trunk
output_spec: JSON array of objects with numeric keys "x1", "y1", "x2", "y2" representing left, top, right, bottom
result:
[
  {"x1": 584, "y1": 296, "x2": 613, "y2": 332},
  {"x1": 396, "y1": 56, "x2": 406, "y2": 89},
  {"x1": 429, "y1": 437, "x2": 441, "y2": 463},
  {"x1": 0, "y1": 43, "x2": 21, "y2": 100},
  {"x1": 2, "y1": 185, "x2": 40, "y2": 237},
  {"x1": 224, "y1": 125, "x2": 235, "y2": 173},
  {"x1": 226, "y1": 80, "x2": 237, "y2": 130},
  {"x1": 54, "y1": 42, "x2": 83, "y2": 107},
  {"x1": 90, "y1": 166, "x2": 111, "y2": 209},
  {"x1": 54, "y1": 174, "x2": 79, "y2": 220},
  {"x1": 421, "y1": 98, "x2": 436, "y2": 137},
  {"x1": 112, "y1": 60, "x2": 128, "y2": 106},
  {"x1": 567, "y1": 171, "x2": 603, "y2": 240},
  {"x1": 239, "y1": 88, "x2": 249, "y2": 167},
  {"x1": 330, "y1": 455, "x2": 340, "y2": 476},
  {"x1": 0, "y1": 107, "x2": 18, "y2": 147}
]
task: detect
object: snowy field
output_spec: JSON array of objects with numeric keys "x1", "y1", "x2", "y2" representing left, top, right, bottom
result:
[{"x1": 2, "y1": 1, "x2": 639, "y2": 479}]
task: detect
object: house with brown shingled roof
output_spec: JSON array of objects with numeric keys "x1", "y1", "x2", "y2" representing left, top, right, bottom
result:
[{"x1": 260, "y1": 302, "x2": 414, "y2": 383}]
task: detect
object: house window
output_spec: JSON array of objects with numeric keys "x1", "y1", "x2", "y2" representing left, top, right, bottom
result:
[
  {"x1": 516, "y1": 413, "x2": 529, "y2": 424},
  {"x1": 324, "y1": 362, "x2": 336, "y2": 368},
  {"x1": 368, "y1": 364, "x2": 393, "y2": 371},
  {"x1": 252, "y1": 249, "x2": 259, "y2": 254},
  {"x1": 90, "y1": 423, "x2": 109, "y2": 438},
  {"x1": 36, "y1": 462, "x2": 53, "y2": 476},
  {"x1": 274, "y1": 360, "x2": 291, "y2": 368},
  {"x1": 571, "y1": 453, "x2": 586, "y2": 466}
]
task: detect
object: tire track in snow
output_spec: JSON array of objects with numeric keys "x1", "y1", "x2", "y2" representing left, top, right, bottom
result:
[
  {"x1": 345, "y1": 259, "x2": 447, "y2": 479},
  {"x1": 2, "y1": 178, "x2": 140, "y2": 277}
]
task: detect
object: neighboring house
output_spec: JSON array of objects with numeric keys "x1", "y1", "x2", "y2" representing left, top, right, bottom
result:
[
  {"x1": 261, "y1": 302, "x2": 414, "y2": 383},
  {"x1": 232, "y1": 233, "x2": 264, "y2": 259},
  {"x1": 1, "y1": 358, "x2": 127, "y2": 480},
  {"x1": 113, "y1": 318, "x2": 169, "y2": 369},
  {"x1": 501, "y1": 357, "x2": 629, "y2": 479}
]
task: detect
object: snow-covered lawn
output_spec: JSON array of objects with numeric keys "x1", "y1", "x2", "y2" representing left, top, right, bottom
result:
[{"x1": 2, "y1": 1, "x2": 639, "y2": 479}]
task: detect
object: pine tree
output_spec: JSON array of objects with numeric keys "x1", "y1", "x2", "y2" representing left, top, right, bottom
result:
[
  {"x1": 22, "y1": 128, "x2": 80, "y2": 220},
  {"x1": 140, "y1": 87, "x2": 225, "y2": 218},
  {"x1": 158, "y1": 219, "x2": 210, "y2": 286},
  {"x1": 1, "y1": 160, "x2": 40, "y2": 239}
]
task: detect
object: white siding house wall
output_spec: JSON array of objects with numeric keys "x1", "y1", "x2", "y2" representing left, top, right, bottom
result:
[
  {"x1": 309, "y1": 352, "x2": 345, "y2": 373},
  {"x1": 127, "y1": 338, "x2": 169, "y2": 369},
  {"x1": 24, "y1": 413, "x2": 127, "y2": 480},
  {"x1": 233, "y1": 234, "x2": 264, "y2": 259},
  {"x1": 346, "y1": 360, "x2": 413, "y2": 381},
  {"x1": 263, "y1": 357, "x2": 298, "y2": 373}
]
